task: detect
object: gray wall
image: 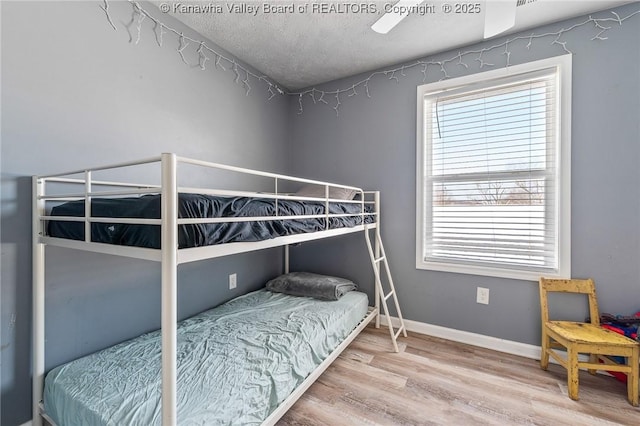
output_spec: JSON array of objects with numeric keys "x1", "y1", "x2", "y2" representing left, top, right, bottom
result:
[
  {"x1": 1, "y1": 1, "x2": 289, "y2": 424},
  {"x1": 2, "y1": 1, "x2": 640, "y2": 425},
  {"x1": 290, "y1": 4, "x2": 640, "y2": 345}
]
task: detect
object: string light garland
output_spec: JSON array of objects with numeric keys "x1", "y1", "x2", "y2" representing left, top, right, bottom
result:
[
  {"x1": 503, "y1": 41, "x2": 511, "y2": 67},
  {"x1": 196, "y1": 41, "x2": 209, "y2": 70},
  {"x1": 102, "y1": 1, "x2": 287, "y2": 100},
  {"x1": 99, "y1": 0, "x2": 117, "y2": 31},
  {"x1": 101, "y1": 1, "x2": 640, "y2": 117}
]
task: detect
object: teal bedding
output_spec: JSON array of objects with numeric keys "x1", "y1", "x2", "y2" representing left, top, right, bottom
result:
[{"x1": 44, "y1": 289, "x2": 369, "y2": 425}]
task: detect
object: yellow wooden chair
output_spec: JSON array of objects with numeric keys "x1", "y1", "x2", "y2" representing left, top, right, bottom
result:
[{"x1": 539, "y1": 277, "x2": 639, "y2": 406}]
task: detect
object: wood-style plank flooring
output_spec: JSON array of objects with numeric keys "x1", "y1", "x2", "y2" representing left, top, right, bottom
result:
[{"x1": 278, "y1": 326, "x2": 640, "y2": 426}]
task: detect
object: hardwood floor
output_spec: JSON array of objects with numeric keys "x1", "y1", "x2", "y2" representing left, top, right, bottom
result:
[{"x1": 278, "y1": 326, "x2": 640, "y2": 426}]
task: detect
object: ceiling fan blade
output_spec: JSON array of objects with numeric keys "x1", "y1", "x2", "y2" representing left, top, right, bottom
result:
[
  {"x1": 371, "y1": 0, "x2": 425, "y2": 34},
  {"x1": 484, "y1": 0, "x2": 518, "y2": 39}
]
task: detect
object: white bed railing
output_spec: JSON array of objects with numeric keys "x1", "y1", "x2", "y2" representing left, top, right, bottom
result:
[
  {"x1": 35, "y1": 154, "x2": 376, "y2": 246},
  {"x1": 33, "y1": 152, "x2": 381, "y2": 426}
]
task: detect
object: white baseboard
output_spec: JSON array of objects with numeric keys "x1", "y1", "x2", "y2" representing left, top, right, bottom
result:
[
  {"x1": 19, "y1": 421, "x2": 32, "y2": 426},
  {"x1": 380, "y1": 316, "x2": 621, "y2": 377},
  {"x1": 379, "y1": 315, "x2": 543, "y2": 359},
  {"x1": 379, "y1": 315, "x2": 602, "y2": 368}
]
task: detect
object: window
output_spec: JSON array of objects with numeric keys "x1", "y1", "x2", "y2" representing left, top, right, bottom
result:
[{"x1": 416, "y1": 55, "x2": 571, "y2": 281}]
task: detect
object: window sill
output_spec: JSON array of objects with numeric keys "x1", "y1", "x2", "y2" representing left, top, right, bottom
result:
[{"x1": 416, "y1": 259, "x2": 569, "y2": 282}]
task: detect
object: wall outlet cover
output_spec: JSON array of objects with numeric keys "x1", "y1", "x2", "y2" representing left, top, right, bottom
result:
[
  {"x1": 229, "y1": 273, "x2": 237, "y2": 289},
  {"x1": 477, "y1": 287, "x2": 489, "y2": 305}
]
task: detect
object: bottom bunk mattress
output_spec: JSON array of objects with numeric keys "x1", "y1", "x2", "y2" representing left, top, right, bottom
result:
[{"x1": 43, "y1": 289, "x2": 369, "y2": 425}]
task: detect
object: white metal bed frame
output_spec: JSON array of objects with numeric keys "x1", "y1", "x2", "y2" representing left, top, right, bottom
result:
[{"x1": 32, "y1": 152, "x2": 405, "y2": 426}]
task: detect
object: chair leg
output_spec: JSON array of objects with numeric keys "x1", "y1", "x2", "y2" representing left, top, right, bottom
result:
[
  {"x1": 628, "y1": 348, "x2": 639, "y2": 407},
  {"x1": 540, "y1": 332, "x2": 550, "y2": 371},
  {"x1": 588, "y1": 354, "x2": 597, "y2": 375},
  {"x1": 567, "y1": 347, "x2": 579, "y2": 401}
]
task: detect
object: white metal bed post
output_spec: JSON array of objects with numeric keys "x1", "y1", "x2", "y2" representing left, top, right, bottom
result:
[
  {"x1": 84, "y1": 171, "x2": 91, "y2": 243},
  {"x1": 276, "y1": 176, "x2": 290, "y2": 275},
  {"x1": 161, "y1": 153, "x2": 178, "y2": 426},
  {"x1": 374, "y1": 191, "x2": 381, "y2": 329},
  {"x1": 32, "y1": 176, "x2": 45, "y2": 426},
  {"x1": 284, "y1": 245, "x2": 290, "y2": 274}
]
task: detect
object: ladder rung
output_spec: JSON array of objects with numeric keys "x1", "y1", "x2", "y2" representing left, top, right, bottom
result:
[
  {"x1": 374, "y1": 256, "x2": 385, "y2": 263},
  {"x1": 394, "y1": 326, "x2": 405, "y2": 340},
  {"x1": 383, "y1": 291, "x2": 394, "y2": 301}
]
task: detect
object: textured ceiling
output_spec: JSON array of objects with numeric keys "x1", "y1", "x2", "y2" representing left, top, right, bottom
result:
[{"x1": 150, "y1": 0, "x2": 633, "y2": 89}]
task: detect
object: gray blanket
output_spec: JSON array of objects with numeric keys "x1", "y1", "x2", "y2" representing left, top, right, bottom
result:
[{"x1": 266, "y1": 272, "x2": 357, "y2": 301}]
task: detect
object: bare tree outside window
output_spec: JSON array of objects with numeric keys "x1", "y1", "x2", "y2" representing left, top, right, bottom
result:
[{"x1": 474, "y1": 180, "x2": 544, "y2": 205}]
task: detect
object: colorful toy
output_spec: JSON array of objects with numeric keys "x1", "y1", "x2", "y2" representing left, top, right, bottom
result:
[{"x1": 598, "y1": 311, "x2": 640, "y2": 383}]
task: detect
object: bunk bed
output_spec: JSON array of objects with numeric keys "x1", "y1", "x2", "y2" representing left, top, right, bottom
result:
[{"x1": 32, "y1": 153, "x2": 406, "y2": 426}]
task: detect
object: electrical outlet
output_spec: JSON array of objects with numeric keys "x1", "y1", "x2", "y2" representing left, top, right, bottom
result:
[
  {"x1": 229, "y1": 273, "x2": 237, "y2": 290},
  {"x1": 476, "y1": 287, "x2": 489, "y2": 305}
]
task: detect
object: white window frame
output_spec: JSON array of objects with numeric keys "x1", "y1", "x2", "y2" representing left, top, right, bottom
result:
[{"x1": 416, "y1": 55, "x2": 571, "y2": 281}]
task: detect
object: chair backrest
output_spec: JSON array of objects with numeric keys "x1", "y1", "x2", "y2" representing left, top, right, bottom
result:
[{"x1": 539, "y1": 278, "x2": 600, "y2": 326}]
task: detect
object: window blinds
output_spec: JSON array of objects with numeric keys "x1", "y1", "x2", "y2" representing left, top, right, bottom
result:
[{"x1": 423, "y1": 70, "x2": 559, "y2": 272}]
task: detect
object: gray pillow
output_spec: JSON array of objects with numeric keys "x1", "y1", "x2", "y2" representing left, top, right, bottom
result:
[
  {"x1": 266, "y1": 272, "x2": 358, "y2": 301},
  {"x1": 295, "y1": 184, "x2": 357, "y2": 200}
]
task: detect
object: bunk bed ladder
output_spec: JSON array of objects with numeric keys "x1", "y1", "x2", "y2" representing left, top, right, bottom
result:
[{"x1": 364, "y1": 224, "x2": 407, "y2": 353}]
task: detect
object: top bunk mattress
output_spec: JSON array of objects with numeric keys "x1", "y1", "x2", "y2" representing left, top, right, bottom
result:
[
  {"x1": 43, "y1": 288, "x2": 369, "y2": 425},
  {"x1": 47, "y1": 194, "x2": 374, "y2": 249}
]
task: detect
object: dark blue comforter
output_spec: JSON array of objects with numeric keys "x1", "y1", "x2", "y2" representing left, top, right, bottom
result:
[{"x1": 48, "y1": 194, "x2": 373, "y2": 249}]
